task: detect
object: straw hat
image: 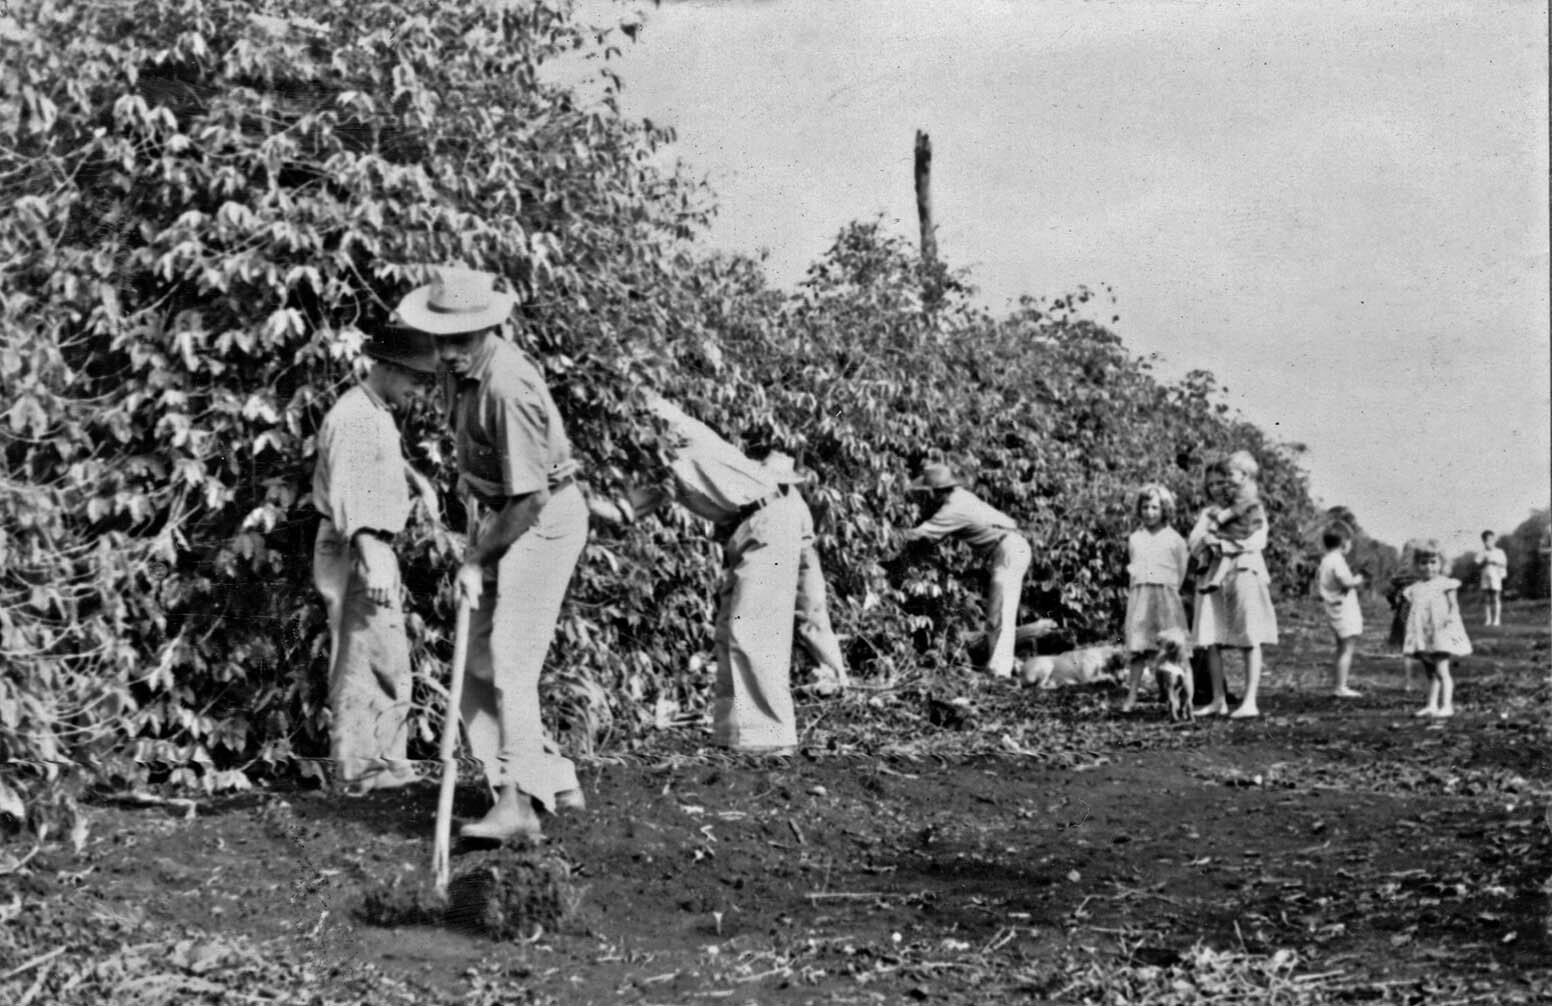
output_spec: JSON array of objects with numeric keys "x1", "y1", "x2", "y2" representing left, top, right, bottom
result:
[
  {"x1": 393, "y1": 267, "x2": 516, "y2": 336},
  {"x1": 361, "y1": 326, "x2": 438, "y2": 373},
  {"x1": 908, "y1": 462, "x2": 959, "y2": 492}
]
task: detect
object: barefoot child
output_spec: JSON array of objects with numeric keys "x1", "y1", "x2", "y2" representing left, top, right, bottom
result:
[
  {"x1": 1401, "y1": 540, "x2": 1471, "y2": 717},
  {"x1": 1189, "y1": 452, "x2": 1279, "y2": 718},
  {"x1": 1120, "y1": 484, "x2": 1190, "y2": 712},
  {"x1": 1316, "y1": 525, "x2": 1365, "y2": 698},
  {"x1": 1476, "y1": 530, "x2": 1507, "y2": 627}
]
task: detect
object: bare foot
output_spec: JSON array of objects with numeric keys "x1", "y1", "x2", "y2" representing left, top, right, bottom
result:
[
  {"x1": 1431, "y1": 707, "x2": 1456, "y2": 718},
  {"x1": 1193, "y1": 702, "x2": 1227, "y2": 717},
  {"x1": 1119, "y1": 698, "x2": 1137, "y2": 713},
  {"x1": 1414, "y1": 706, "x2": 1438, "y2": 718},
  {"x1": 1229, "y1": 706, "x2": 1259, "y2": 719},
  {"x1": 1333, "y1": 688, "x2": 1362, "y2": 698}
]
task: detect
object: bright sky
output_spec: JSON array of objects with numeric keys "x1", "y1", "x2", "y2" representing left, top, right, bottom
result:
[{"x1": 571, "y1": 0, "x2": 1550, "y2": 558}]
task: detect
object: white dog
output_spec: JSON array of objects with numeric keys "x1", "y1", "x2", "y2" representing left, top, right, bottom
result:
[
  {"x1": 1019, "y1": 644, "x2": 1126, "y2": 690},
  {"x1": 1150, "y1": 627, "x2": 1194, "y2": 721}
]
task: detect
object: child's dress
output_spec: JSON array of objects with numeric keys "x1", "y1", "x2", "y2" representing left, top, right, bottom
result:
[
  {"x1": 1400, "y1": 576, "x2": 1472, "y2": 657},
  {"x1": 1123, "y1": 526, "x2": 1189, "y2": 654}
]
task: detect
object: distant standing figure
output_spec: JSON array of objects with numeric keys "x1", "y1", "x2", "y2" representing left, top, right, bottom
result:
[
  {"x1": 1189, "y1": 452, "x2": 1279, "y2": 718},
  {"x1": 1119, "y1": 483, "x2": 1190, "y2": 712},
  {"x1": 902, "y1": 462, "x2": 1032, "y2": 678},
  {"x1": 311, "y1": 326, "x2": 440, "y2": 794},
  {"x1": 1316, "y1": 525, "x2": 1365, "y2": 698},
  {"x1": 1476, "y1": 530, "x2": 1507, "y2": 627},
  {"x1": 1401, "y1": 539, "x2": 1471, "y2": 718},
  {"x1": 764, "y1": 452, "x2": 851, "y2": 697}
]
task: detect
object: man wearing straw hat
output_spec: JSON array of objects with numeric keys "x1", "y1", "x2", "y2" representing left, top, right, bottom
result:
[
  {"x1": 312, "y1": 326, "x2": 440, "y2": 795},
  {"x1": 394, "y1": 267, "x2": 587, "y2": 843},
  {"x1": 763, "y1": 451, "x2": 851, "y2": 697},
  {"x1": 589, "y1": 395, "x2": 807, "y2": 753},
  {"x1": 902, "y1": 462, "x2": 1032, "y2": 678}
]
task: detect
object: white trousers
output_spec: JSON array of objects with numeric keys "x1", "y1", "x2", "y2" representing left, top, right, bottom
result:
[
  {"x1": 985, "y1": 534, "x2": 1033, "y2": 676},
  {"x1": 312, "y1": 521, "x2": 412, "y2": 788},
  {"x1": 460, "y1": 483, "x2": 586, "y2": 810},
  {"x1": 712, "y1": 491, "x2": 805, "y2": 750}
]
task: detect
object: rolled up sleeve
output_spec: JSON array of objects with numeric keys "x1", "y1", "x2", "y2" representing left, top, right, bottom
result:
[{"x1": 489, "y1": 385, "x2": 550, "y2": 498}]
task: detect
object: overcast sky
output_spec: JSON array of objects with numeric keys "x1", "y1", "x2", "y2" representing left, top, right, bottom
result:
[{"x1": 572, "y1": 0, "x2": 1550, "y2": 558}]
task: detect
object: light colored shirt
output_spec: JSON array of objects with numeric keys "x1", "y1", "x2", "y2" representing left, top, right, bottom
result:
[
  {"x1": 446, "y1": 337, "x2": 576, "y2": 506},
  {"x1": 1478, "y1": 546, "x2": 1508, "y2": 590},
  {"x1": 1188, "y1": 506, "x2": 1269, "y2": 579},
  {"x1": 908, "y1": 487, "x2": 1018, "y2": 555},
  {"x1": 641, "y1": 394, "x2": 778, "y2": 525},
  {"x1": 1127, "y1": 526, "x2": 1189, "y2": 587},
  {"x1": 1317, "y1": 550, "x2": 1361, "y2": 619},
  {"x1": 312, "y1": 384, "x2": 410, "y2": 540}
]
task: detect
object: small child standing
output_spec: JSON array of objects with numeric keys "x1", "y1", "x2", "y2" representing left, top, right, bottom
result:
[
  {"x1": 1192, "y1": 451, "x2": 1267, "y2": 595},
  {"x1": 1120, "y1": 484, "x2": 1190, "y2": 712},
  {"x1": 1476, "y1": 530, "x2": 1508, "y2": 627},
  {"x1": 1400, "y1": 540, "x2": 1471, "y2": 718},
  {"x1": 1316, "y1": 526, "x2": 1365, "y2": 698}
]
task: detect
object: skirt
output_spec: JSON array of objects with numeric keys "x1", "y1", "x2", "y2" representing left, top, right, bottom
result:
[
  {"x1": 1124, "y1": 583, "x2": 1189, "y2": 654},
  {"x1": 1193, "y1": 569, "x2": 1279, "y2": 648}
]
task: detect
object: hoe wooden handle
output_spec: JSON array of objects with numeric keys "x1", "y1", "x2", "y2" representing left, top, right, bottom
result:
[{"x1": 432, "y1": 596, "x2": 472, "y2": 896}]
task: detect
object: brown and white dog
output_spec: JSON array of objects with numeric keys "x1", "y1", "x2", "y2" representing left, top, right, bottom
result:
[
  {"x1": 1150, "y1": 627, "x2": 1194, "y2": 721},
  {"x1": 1019, "y1": 644, "x2": 1127, "y2": 690}
]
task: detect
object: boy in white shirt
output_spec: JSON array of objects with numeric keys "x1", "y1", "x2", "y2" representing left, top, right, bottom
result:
[{"x1": 1316, "y1": 526, "x2": 1365, "y2": 698}]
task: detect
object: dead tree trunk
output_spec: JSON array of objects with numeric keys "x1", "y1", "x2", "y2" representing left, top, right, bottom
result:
[
  {"x1": 914, "y1": 129, "x2": 944, "y2": 311},
  {"x1": 914, "y1": 129, "x2": 937, "y2": 267}
]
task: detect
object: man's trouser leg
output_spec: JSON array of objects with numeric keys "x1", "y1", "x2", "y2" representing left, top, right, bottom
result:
[
  {"x1": 985, "y1": 534, "x2": 1033, "y2": 677},
  {"x1": 312, "y1": 521, "x2": 412, "y2": 789},
  {"x1": 713, "y1": 492, "x2": 803, "y2": 750},
  {"x1": 459, "y1": 484, "x2": 586, "y2": 811},
  {"x1": 795, "y1": 544, "x2": 849, "y2": 682}
]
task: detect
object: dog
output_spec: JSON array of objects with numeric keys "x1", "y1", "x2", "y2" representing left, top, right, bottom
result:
[
  {"x1": 1150, "y1": 627, "x2": 1194, "y2": 721},
  {"x1": 1019, "y1": 644, "x2": 1126, "y2": 690}
]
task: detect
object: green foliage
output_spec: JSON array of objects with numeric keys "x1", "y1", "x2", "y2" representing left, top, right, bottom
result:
[
  {"x1": 701, "y1": 220, "x2": 1321, "y2": 668},
  {"x1": 1503, "y1": 508, "x2": 1552, "y2": 599},
  {"x1": 0, "y1": 0, "x2": 1323, "y2": 822},
  {"x1": 1449, "y1": 508, "x2": 1552, "y2": 598},
  {"x1": 0, "y1": 0, "x2": 707, "y2": 805}
]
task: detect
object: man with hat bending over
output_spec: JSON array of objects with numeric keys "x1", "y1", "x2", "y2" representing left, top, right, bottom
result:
[
  {"x1": 903, "y1": 462, "x2": 1032, "y2": 677},
  {"x1": 591, "y1": 395, "x2": 807, "y2": 753},
  {"x1": 312, "y1": 326, "x2": 440, "y2": 794},
  {"x1": 395, "y1": 267, "x2": 587, "y2": 843}
]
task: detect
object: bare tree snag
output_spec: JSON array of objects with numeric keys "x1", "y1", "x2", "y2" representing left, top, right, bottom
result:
[{"x1": 914, "y1": 129, "x2": 937, "y2": 267}]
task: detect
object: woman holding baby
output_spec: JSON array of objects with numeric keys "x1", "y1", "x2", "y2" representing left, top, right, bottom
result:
[{"x1": 1188, "y1": 451, "x2": 1279, "y2": 718}]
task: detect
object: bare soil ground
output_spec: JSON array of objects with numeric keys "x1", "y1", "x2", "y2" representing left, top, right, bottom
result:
[{"x1": 3, "y1": 598, "x2": 1549, "y2": 1005}]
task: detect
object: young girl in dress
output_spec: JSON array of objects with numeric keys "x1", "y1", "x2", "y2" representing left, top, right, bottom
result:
[
  {"x1": 1120, "y1": 484, "x2": 1190, "y2": 712},
  {"x1": 1189, "y1": 452, "x2": 1279, "y2": 718},
  {"x1": 1401, "y1": 540, "x2": 1471, "y2": 717}
]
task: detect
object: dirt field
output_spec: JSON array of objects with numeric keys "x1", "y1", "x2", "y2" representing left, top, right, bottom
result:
[{"x1": 3, "y1": 597, "x2": 1548, "y2": 1005}]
